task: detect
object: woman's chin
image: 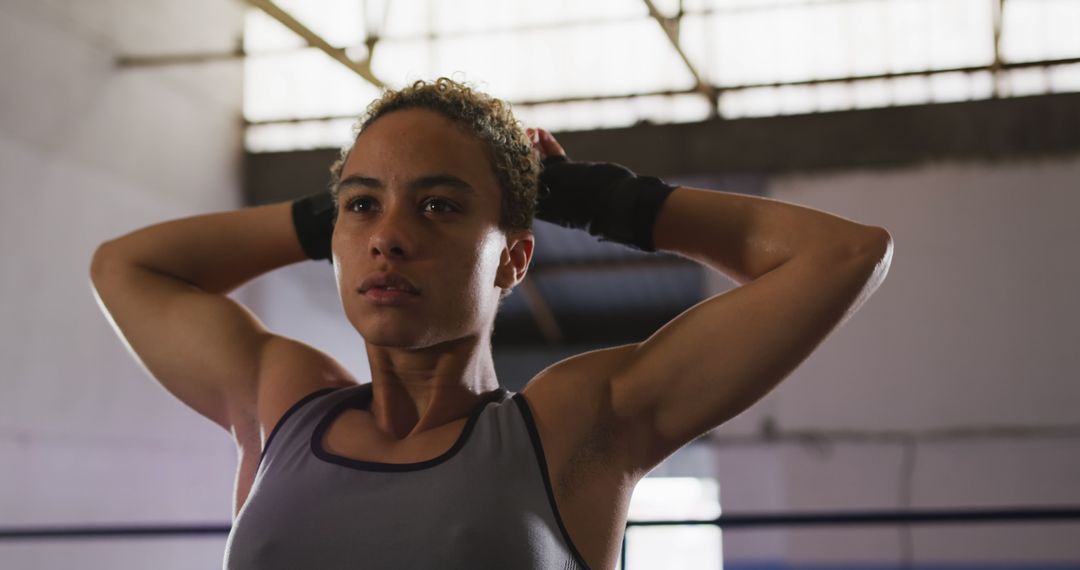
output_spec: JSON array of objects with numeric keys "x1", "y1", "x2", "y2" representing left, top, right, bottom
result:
[
  {"x1": 359, "y1": 329, "x2": 428, "y2": 349},
  {"x1": 349, "y1": 311, "x2": 487, "y2": 350},
  {"x1": 359, "y1": 326, "x2": 487, "y2": 352}
]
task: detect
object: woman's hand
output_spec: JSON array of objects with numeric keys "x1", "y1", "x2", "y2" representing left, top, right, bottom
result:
[
  {"x1": 526, "y1": 127, "x2": 567, "y2": 163},
  {"x1": 530, "y1": 128, "x2": 677, "y2": 252}
]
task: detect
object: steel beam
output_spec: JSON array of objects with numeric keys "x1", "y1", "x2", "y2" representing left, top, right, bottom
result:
[
  {"x1": 641, "y1": 0, "x2": 719, "y2": 118},
  {"x1": 244, "y1": 0, "x2": 384, "y2": 89},
  {"x1": 116, "y1": 46, "x2": 247, "y2": 68},
  {"x1": 517, "y1": 276, "x2": 564, "y2": 345},
  {"x1": 990, "y1": 0, "x2": 1006, "y2": 99}
]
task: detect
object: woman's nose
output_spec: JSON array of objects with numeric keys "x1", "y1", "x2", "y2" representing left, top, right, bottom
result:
[{"x1": 369, "y1": 205, "x2": 413, "y2": 259}]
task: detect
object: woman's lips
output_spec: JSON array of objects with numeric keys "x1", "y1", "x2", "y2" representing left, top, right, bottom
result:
[
  {"x1": 363, "y1": 287, "x2": 419, "y2": 305},
  {"x1": 360, "y1": 272, "x2": 420, "y2": 294}
]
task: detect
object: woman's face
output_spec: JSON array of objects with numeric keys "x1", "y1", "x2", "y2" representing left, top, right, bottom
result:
[{"x1": 331, "y1": 107, "x2": 532, "y2": 349}]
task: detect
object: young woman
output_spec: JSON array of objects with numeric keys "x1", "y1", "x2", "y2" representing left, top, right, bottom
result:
[{"x1": 90, "y1": 78, "x2": 892, "y2": 570}]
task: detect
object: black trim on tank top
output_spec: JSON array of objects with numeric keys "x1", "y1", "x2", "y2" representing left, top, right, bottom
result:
[
  {"x1": 512, "y1": 392, "x2": 593, "y2": 570},
  {"x1": 310, "y1": 384, "x2": 509, "y2": 472},
  {"x1": 260, "y1": 386, "x2": 341, "y2": 463}
]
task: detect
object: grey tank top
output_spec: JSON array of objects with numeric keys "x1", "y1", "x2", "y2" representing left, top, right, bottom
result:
[{"x1": 223, "y1": 383, "x2": 590, "y2": 570}]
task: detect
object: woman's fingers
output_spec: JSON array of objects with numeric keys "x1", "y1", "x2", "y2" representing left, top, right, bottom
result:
[
  {"x1": 538, "y1": 129, "x2": 566, "y2": 158},
  {"x1": 526, "y1": 127, "x2": 568, "y2": 162},
  {"x1": 525, "y1": 128, "x2": 543, "y2": 162}
]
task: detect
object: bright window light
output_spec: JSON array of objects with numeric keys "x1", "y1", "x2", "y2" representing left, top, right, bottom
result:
[
  {"x1": 618, "y1": 477, "x2": 723, "y2": 570},
  {"x1": 929, "y1": 71, "x2": 975, "y2": 104},
  {"x1": 1002, "y1": 0, "x2": 1080, "y2": 62},
  {"x1": 242, "y1": 0, "x2": 1080, "y2": 152},
  {"x1": 1049, "y1": 62, "x2": 1080, "y2": 93}
]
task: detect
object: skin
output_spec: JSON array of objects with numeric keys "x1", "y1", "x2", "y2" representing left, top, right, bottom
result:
[{"x1": 330, "y1": 107, "x2": 535, "y2": 441}]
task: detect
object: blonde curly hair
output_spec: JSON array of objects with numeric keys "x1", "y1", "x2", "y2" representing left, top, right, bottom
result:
[{"x1": 328, "y1": 77, "x2": 540, "y2": 233}]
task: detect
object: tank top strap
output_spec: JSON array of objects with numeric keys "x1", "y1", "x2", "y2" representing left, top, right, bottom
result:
[{"x1": 258, "y1": 384, "x2": 364, "y2": 468}]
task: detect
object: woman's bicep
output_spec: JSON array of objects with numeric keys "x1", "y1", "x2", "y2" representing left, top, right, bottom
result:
[
  {"x1": 91, "y1": 252, "x2": 269, "y2": 432},
  {"x1": 609, "y1": 244, "x2": 890, "y2": 470}
]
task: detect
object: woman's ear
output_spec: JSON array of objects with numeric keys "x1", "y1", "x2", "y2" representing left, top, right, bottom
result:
[{"x1": 495, "y1": 230, "x2": 534, "y2": 289}]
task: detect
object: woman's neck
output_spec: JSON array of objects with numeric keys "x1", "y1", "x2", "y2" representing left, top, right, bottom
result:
[{"x1": 364, "y1": 336, "x2": 501, "y2": 440}]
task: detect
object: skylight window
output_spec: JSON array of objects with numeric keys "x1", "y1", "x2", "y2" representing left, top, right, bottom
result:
[{"x1": 243, "y1": 0, "x2": 1080, "y2": 152}]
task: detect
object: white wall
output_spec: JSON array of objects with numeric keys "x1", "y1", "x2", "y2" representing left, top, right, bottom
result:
[
  {"x1": 0, "y1": 1, "x2": 245, "y2": 568},
  {"x1": 699, "y1": 155, "x2": 1080, "y2": 567}
]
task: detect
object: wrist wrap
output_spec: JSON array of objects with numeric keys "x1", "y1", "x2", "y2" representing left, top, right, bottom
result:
[
  {"x1": 291, "y1": 191, "x2": 336, "y2": 263},
  {"x1": 536, "y1": 155, "x2": 676, "y2": 252}
]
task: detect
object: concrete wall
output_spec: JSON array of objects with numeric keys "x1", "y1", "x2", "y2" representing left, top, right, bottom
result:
[
  {"x1": 697, "y1": 155, "x2": 1080, "y2": 567},
  {"x1": 0, "y1": 1, "x2": 245, "y2": 568}
]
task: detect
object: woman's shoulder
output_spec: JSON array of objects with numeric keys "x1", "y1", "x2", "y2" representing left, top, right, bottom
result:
[
  {"x1": 254, "y1": 336, "x2": 361, "y2": 449},
  {"x1": 516, "y1": 344, "x2": 638, "y2": 455}
]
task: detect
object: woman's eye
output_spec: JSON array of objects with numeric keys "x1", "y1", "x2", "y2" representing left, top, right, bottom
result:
[
  {"x1": 344, "y1": 196, "x2": 455, "y2": 215},
  {"x1": 345, "y1": 197, "x2": 375, "y2": 213},
  {"x1": 422, "y1": 198, "x2": 457, "y2": 213}
]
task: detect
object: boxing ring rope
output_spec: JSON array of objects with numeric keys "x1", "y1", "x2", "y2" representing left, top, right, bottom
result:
[
  {"x1": 4, "y1": 505, "x2": 1079, "y2": 570},
  {"x1": 5, "y1": 505, "x2": 1078, "y2": 540},
  {"x1": 615, "y1": 506, "x2": 1080, "y2": 570}
]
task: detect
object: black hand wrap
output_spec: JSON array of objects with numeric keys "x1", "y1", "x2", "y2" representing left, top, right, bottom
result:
[
  {"x1": 536, "y1": 155, "x2": 676, "y2": 252},
  {"x1": 291, "y1": 191, "x2": 336, "y2": 263}
]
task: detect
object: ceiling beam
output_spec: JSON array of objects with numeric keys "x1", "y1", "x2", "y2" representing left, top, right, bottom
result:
[
  {"x1": 244, "y1": 0, "x2": 385, "y2": 89},
  {"x1": 990, "y1": 0, "x2": 1006, "y2": 100},
  {"x1": 517, "y1": 277, "x2": 564, "y2": 345},
  {"x1": 115, "y1": 45, "x2": 247, "y2": 67},
  {"x1": 641, "y1": 0, "x2": 719, "y2": 119}
]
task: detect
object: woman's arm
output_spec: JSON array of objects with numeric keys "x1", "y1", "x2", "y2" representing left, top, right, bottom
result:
[
  {"x1": 653, "y1": 184, "x2": 891, "y2": 285},
  {"x1": 93, "y1": 200, "x2": 309, "y2": 296},
  {"x1": 529, "y1": 126, "x2": 889, "y2": 282},
  {"x1": 527, "y1": 128, "x2": 892, "y2": 474},
  {"x1": 89, "y1": 200, "x2": 317, "y2": 433},
  {"x1": 627, "y1": 193, "x2": 891, "y2": 469}
]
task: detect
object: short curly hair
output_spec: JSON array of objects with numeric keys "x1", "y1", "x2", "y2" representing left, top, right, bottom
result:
[{"x1": 328, "y1": 77, "x2": 540, "y2": 233}]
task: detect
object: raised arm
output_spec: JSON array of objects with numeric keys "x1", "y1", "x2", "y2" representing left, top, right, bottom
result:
[
  {"x1": 88, "y1": 199, "x2": 347, "y2": 438},
  {"x1": 527, "y1": 129, "x2": 892, "y2": 475},
  {"x1": 629, "y1": 182, "x2": 890, "y2": 472}
]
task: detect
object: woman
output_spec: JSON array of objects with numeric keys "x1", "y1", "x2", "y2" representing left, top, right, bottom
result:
[{"x1": 90, "y1": 78, "x2": 892, "y2": 570}]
